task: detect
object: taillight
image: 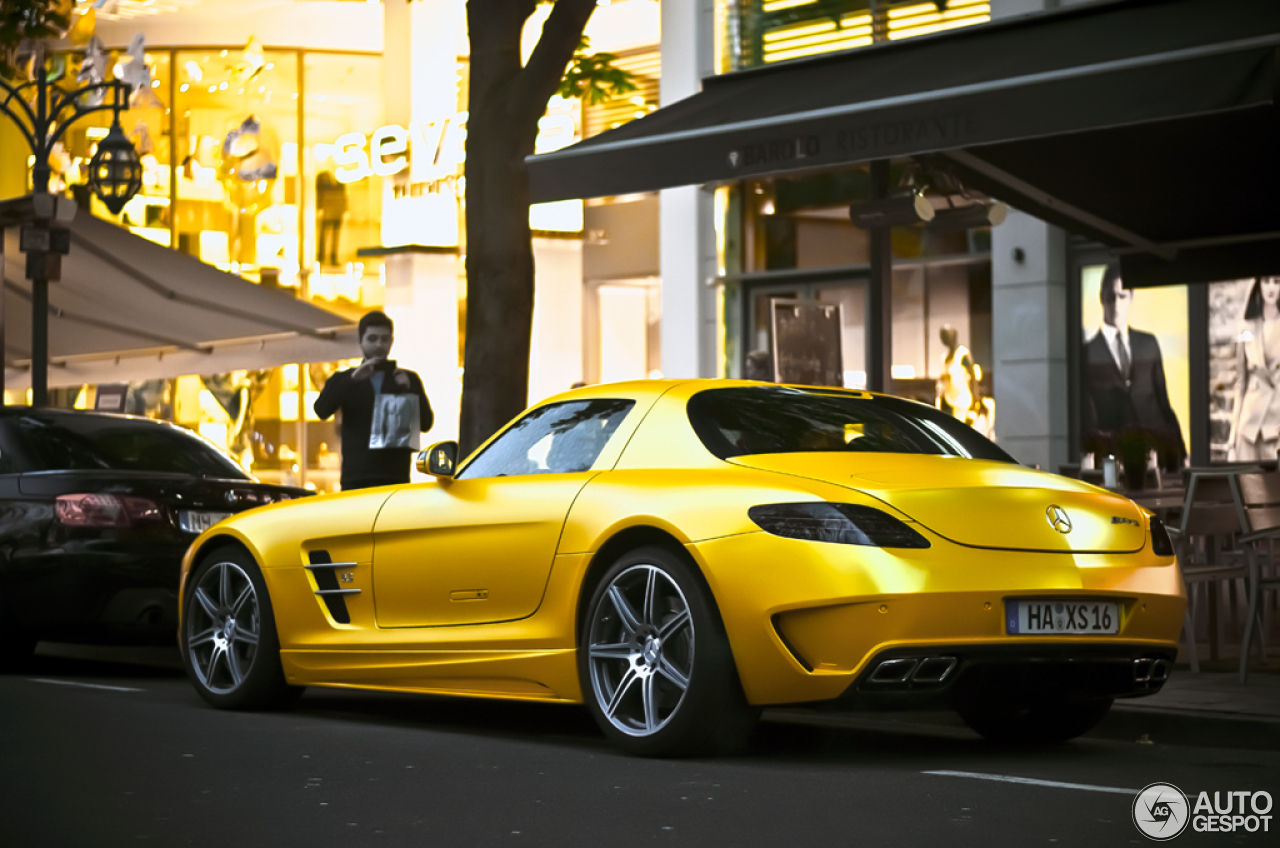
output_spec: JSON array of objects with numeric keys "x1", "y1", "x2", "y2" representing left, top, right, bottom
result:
[{"x1": 55, "y1": 494, "x2": 165, "y2": 528}]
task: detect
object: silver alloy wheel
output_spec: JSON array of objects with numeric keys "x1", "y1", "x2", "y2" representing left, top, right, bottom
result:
[
  {"x1": 587, "y1": 564, "x2": 694, "y2": 737},
  {"x1": 186, "y1": 560, "x2": 261, "y2": 695}
]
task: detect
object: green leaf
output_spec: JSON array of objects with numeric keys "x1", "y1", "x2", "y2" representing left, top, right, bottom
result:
[
  {"x1": 556, "y1": 34, "x2": 640, "y2": 106},
  {"x1": 1, "y1": 0, "x2": 70, "y2": 81}
]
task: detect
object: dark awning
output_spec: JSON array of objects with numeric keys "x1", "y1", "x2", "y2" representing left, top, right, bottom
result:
[{"x1": 528, "y1": 0, "x2": 1280, "y2": 284}]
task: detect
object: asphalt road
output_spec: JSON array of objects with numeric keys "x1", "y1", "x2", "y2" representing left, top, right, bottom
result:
[{"x1": 1, "y1": 645, "x2": 1275, "y2": 848}]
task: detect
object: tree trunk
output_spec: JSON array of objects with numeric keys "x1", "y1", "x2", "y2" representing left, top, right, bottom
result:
[{"x1": 460, "y1": 0, "x2": 595, "y2": 456}]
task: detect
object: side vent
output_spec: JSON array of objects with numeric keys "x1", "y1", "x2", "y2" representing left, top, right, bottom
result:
[{"x1": 306, "y1": 550, "x2": 359, "y2": 625}]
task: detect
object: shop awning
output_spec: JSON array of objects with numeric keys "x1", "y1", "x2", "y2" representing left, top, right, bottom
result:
[
  {"x1": 528, "y1": 0, "x2": 1280, "y2": 284},
  {"x1": 2, "y1": 213, "x2": 358, "y2": 391}
]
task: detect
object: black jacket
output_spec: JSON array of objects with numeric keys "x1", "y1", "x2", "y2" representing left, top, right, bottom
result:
[
  {"x1": 1082, "y1": 328, "x2": 1185, "y2": 460},
  {"x1": 313, "y1": 365, "x2": 433, "y2": 489}
]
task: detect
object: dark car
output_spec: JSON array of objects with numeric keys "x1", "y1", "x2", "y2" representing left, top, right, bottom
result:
[{"x1": 0, "y1": 408, "x2": 308, "y2": 668}]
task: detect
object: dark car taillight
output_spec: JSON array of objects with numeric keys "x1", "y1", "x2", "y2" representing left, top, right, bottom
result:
[
  {"x1": 1150, "y1": 515, "x2": 1174, "y2": 557},
  {"x1": 748, "y1": 503, "x2": 931, "y2": 548},
  {"x1": 55, "y1": 494, "x2": 165, "y2": 528}
]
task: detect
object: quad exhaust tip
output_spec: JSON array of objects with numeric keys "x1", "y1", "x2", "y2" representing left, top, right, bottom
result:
[
  {"x1": 1134, "y1": 657, "x2": 1171, "y2": 685},
  {"x1": 869, "y1": 656, "x2": 957, "y2": 685}
]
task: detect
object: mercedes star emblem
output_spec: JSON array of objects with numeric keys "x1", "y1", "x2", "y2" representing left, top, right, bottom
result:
[{"x1": 1046, "y1": 504, "x2": 1072, "y2": 534}]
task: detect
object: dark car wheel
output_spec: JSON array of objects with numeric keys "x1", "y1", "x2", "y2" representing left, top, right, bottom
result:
[
  {"x1": 579, "y1": 545, "x2": 758, "y2": 757},
  {"x1": 182, "y1": 546, "x2": 302, "y2": 710},
  {"x1": 957, "y1": 695, "x2": 1114, "y2": 744}
]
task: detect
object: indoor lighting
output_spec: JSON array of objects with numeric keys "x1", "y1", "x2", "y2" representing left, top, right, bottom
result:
[
  {"x1": 928, "y1": 201, "x2": 1008, "y2": 231},
  {"x1": 849, "y1": 188, "x2": 934, "y2": 229}
]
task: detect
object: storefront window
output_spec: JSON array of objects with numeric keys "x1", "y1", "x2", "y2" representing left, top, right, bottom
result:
[
  {"x1": 173, "y1": 50, "x2": 299, "y2": 284},
  {"x1": 55, "y1": 48, "x2": 172, "y2": 245},
  {"x1": 724, "y1": 162, "x2": 993, "y2": 416},
  {"x1": 304, "y1": 52, "x2": 385, "y2": 303},
  {"x1": 719, "y1": 0, "x2": 991, "y2": 72}
]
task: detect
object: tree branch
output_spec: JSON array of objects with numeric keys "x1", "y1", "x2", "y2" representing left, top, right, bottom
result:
[{"x1": 513, "y1": 0, "x2": 597, "y2": 127}]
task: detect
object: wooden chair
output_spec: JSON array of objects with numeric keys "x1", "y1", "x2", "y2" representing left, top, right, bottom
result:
[
  {"x1": 1167, "y1": 471, "x2": 1250, "y2": 672},
  {"x1": 1230, "y1": 472, "x2": 1280, "y2": 683}
]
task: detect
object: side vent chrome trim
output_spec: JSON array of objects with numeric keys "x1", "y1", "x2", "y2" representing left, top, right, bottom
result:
[{"x1": 306, "y1": 550, "x2": 355, "y2": 624}]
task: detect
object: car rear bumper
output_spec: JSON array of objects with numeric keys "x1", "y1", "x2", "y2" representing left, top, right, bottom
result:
[
  {"x1": 687, "y1": 531, "x2": 1185, "y2": 707},
  {"x1": 4, "y1": 539, "x2": 187, "y2": 644},
  {"x1": 837, "y1": 642, "x2": 1176, "y2": 711}
]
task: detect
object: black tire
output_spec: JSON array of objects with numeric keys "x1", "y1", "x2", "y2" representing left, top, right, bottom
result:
[
  {"x1": 957, "y1": 695, "x2": 1113, "y2": 744},
  {"x1": 578, "y1": 545, "x2": 758, "y2": 756},
  {"x1": 181, "y1": 546, "x2": 302, "y2": 710}
]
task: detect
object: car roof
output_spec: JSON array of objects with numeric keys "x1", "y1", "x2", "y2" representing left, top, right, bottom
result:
[{"x1": 535, "y1": 378, "x2": 889, "y2": 407}]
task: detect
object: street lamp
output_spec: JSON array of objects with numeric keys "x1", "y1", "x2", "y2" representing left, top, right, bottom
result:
[
  {"x1": 0, "y1": 54, "x2": 140, "y2": 406},
  {"x1": 86, "y1": 120, "x2": 143, "y2": 216}
]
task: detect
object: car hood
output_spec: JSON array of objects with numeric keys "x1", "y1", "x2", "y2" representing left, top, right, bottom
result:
[{"x1": 728, "y1": 453, "x2": 1148, "y2": 553}]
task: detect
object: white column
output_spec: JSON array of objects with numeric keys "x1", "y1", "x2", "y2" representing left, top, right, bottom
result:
[
  {"x1": 529, "y1": 237, "x2": 585, "y2": 403},
  {"x1": 378, "y1": 0, "x2": 464, "y2": 464},
  {"x1": 383, "y1": 251, "x2": 462, "y2": 452},
  {"x1": 988, "y1": 0, "x2": 1071, "y2": 472},
  {"x1": 659, "y1": 0, "x2": 718, "y2": 379}
]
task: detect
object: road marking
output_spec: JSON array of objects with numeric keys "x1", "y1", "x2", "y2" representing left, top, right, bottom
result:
[
  {"x1": 29, "y1": 678, "x2": 143, "y2": 693},
  {"x1": 923, "y1": 770, "x2": 1139, "y2": 795}
]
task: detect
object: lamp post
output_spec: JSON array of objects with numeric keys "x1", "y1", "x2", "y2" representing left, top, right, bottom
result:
[{"x1": 0, "y1": 57, "x2": 141, "y2": 405}]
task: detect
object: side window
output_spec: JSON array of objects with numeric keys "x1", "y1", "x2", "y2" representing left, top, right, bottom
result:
[{"x1": 457, "y1": 399, "x2": 635, "y2": 480}]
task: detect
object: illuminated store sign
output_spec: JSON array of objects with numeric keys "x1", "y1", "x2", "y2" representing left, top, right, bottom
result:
[
  {"x1": 333, "y1": 115, "x2": 462, "y2": 185},
  {"x1": 332, "y1": 104, "x2": 577, "y2": 185}
]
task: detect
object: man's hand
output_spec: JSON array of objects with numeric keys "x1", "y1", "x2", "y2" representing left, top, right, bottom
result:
[
  {"x1": 393, "y1": 369, "x2": 411, "y2": 389},
  {"x1": 352, "y1": 359, "x2": 382, "y2": 381}
]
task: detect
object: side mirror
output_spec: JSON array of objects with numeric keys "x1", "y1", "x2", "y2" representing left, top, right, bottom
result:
[{"x1": 417, "y1": 441, "x2": 459, "y2": 479}]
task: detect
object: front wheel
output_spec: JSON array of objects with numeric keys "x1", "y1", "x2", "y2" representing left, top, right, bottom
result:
[
  {"x1": 181, "y1": 546, "x2": 302, "y2": 710},
  {"x1": 957, "y1": 695, "x2": 1113, "y2": 744},
  {"x1": 579, "y1": 545, "x2": 757, "y2": 757}
]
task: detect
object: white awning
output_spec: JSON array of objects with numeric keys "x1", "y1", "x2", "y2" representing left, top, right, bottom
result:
[{"x1": 2, "y1": 213, "x2": 358, "y2": 391}]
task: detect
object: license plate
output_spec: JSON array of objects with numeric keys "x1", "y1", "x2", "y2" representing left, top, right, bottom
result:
[
  {"x1": 177, "y1": 510, "x2": 232, "y2": 534},
  {"x1": 1006, "y1": 599, "x2": 1120, "y2": 635}
]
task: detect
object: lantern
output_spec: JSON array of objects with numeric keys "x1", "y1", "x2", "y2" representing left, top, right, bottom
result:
[{"x1": 87, "y1": 121, "x2": 142, "y2": 215}]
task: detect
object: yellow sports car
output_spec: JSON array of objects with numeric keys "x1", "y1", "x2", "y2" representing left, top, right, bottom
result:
[{"x1": 178, "y1": 379, "x2": 1184, "y2": 755}]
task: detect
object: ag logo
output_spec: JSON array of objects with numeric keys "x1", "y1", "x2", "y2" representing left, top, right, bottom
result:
[
  {"x1": 1046, "y1": 504, "x2": 1072, "y2": 534},
  {"x1": 1133, "y1": 782, "x2": 1190, "y2": 840}
]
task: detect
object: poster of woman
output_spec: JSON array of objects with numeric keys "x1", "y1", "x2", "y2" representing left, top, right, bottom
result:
[{"x1": 1213, "y1": 276, "x2": 1280, "y2": 461}]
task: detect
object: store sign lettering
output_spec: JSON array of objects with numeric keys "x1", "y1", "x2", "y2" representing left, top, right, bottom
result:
[
  {"x1": 728, "y1": 135, "x2": 820, "y2": 169},
  {"x1": 334, "y1": 115, "x2": 465, "y2": 185},
  {"x1": 835, "y1": 111, "x2": 975, "y2": 154},
  {"x1": 333, "y1": 108, "x2": 576, "y2": 185}
]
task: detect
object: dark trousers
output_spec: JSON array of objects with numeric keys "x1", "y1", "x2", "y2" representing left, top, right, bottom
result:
[{"x1": 318, "y1": 218, "x2": 342, "y2": 265}]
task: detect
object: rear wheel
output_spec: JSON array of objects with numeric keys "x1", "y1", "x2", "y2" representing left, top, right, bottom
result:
[
  {"x1": 579, "y1": 545, "x2": 757, "y2": 756},
  {"x1": 957, "y1": 695, "x2": 1113, "y2": 744},
  {"x1": 182, "y1": 546, "x2": 302, "y2": 710}
]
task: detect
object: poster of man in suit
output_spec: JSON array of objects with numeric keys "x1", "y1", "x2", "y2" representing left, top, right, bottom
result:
[{"x1": 1080, "y1": 263, "x2": 1189, "y2": 469}]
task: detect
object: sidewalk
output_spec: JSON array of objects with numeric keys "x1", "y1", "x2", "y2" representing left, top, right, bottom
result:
[{"x1": 1094, "y1": 662, "x2": 1280, "y2": 749}]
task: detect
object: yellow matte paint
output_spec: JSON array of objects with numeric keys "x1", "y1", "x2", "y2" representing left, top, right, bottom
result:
[
  {"x1": 180, "y1": 379, "x2": 1185, "y2": 708},
  {"x1": 372, "y1": 474, "x2": 594, "y2": 627}
]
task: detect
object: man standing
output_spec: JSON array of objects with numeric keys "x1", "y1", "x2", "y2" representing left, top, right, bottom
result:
[
  {"x1": 1081, "y1": 264, "x2": 1185, "y2": 467},
  {"x1": 314, "y1": 311, "x2": 433, "y2": 490}
]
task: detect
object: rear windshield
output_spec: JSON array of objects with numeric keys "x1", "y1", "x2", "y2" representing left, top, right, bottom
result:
[
  {"x1": 11, "y1": 414, "x2": 251, "y2": 478},
  {"x1": 688, "y1": 386, "x2": 1016, "y2": 463}
]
